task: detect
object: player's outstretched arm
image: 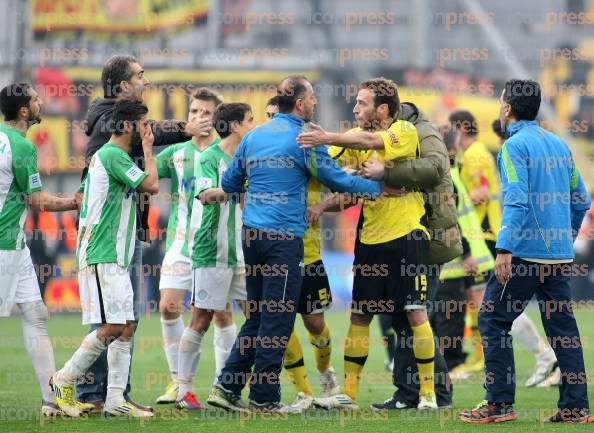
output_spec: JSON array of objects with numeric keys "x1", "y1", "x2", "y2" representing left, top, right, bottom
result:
[
  {"x1": 198, "y1": 188, "x2": 230, "y2": 205},
  {"x1": 149, "y1": 116, "x2": 211, "y2": 147},
  {"x1": 181, "y1": 116, "x2": 212, "y2": 138},
  {"x1": 307, "y1": 146, "x2": 382, "y2": 199},
  {"x1": 307, "y1": 193, "x2": 359, "y2": 225},
  {"x1": 29, "y1": 191, "x2": 78, "y2": 212},
  {"x1": 297, "y1": 123, "x2": 384, "y2": 150}
]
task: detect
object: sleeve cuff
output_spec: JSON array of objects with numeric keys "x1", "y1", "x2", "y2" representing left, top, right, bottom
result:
[{"x1": 131, "y1": 172, "x2": 148, "y2": 189}]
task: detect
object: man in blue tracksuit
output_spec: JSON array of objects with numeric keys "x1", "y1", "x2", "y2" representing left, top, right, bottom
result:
[
  {"x1": 460, "y1": 79, "x2": 592, "y2": 424},
  {"x1": 205, "y1": 76, "x2": 383, "y2": 412}
]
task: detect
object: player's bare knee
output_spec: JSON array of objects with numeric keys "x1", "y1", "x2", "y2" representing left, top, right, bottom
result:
[
  {"x1": 350, "y1": 312, "x2": 372, "y2": 327},
  {"x1": 213, "y1": 309, "x2": 233, "y2": 328},
  {"x1": 190, "y1": 308, "x2": 213, "y2": 333},
  {"x1": 119, "y1": 321, "x2": 135, "y2": 340},
  {"x1": 160, "y1": 297, "x2": 182, "y2": 319},
  {"x1": 406, "y1": 308, "x2": 428, "y2": 327},
  {"x1": 98, "y1": 323, "x2": 126, "y2": 342},
  {"x1": 302, "y1": 313, "x2": 325, "y2": 335}
]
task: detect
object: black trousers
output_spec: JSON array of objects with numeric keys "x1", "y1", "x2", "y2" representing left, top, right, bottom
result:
[
  {"x1": 389, "y1": 272, "x2": 453, "y2": 407},
  {"x1": 431, "y1": 277, "x2": 468, "y2": 370}
]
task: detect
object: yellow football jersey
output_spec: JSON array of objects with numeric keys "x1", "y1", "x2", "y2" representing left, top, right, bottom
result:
[
  {"x1": 339, "y1": 120, "x2": 428, "y2": 244},
  {"x1": 303, "y1": 177, "x2": 324, "y2": 265},
  {"x1": 460, "y1": 140, "x2": 501, "y2": 241}
]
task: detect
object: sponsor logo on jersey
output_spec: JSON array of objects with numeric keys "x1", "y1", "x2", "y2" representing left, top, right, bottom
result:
[
  {"x1": 126, "y1": 165, "x2": 144, "y2": 183},
  {"x1": 29, "y1": 173, "x2": 42, "y2": 189}
]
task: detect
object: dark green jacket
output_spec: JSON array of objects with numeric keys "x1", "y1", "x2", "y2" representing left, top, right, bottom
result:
[{"x1": 385, "y1": 102, "x2": 462, "y2": 265}]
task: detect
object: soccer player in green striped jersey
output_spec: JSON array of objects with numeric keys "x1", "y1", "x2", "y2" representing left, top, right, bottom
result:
[
  {"x1": 153, "y1": 88, "x2": 227, "y2": 409},
  {"x1": 0, "y1": 83, "x2": 82, "y2": 416},
  {"x1": 52, "y1": 101, "x2": 158, "y2": 418},
  {"x1": 175, "y1": 103, "x2": 254, "y2": 409}
]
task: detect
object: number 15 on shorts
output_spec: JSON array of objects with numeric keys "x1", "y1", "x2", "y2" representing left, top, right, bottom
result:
[{"x1": 415, "y1": 274, "x2": 428, "y2": 301}]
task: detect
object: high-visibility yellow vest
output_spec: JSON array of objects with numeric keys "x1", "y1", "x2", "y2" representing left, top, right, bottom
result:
[{"x1": 440, "y1": 165, "x2": 495, "y2": 280}]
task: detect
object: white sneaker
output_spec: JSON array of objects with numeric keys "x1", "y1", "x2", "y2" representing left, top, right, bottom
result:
[
  {"x1": 525, "y1": 352, "x2": 557, "y2": 387},
  {"x1": 318, "y1": 367, "x2": 341, "y2": 397},
  {"x1": 103, "y1": 401, "x2": 154, "y2": 418},
  {"x1": 536, "y1": 366, "x2": 561, "y2": 387},
  {"x1": 288, "y1": 392, "x2": 314, "y2": 413},
  {"x1": 449, "y1": 365, "x2": 471, "y2": 381},
  {"x1": 417, "y1": 393, "x2": 438, "y2": 410},
  {"x1": 313, "y1": 393, "x2": 359, "y2": 410}
]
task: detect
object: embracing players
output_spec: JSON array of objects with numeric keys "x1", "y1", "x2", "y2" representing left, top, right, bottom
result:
[{"x1": 299, "y1": 77, "x2": 438, "y2": 410}]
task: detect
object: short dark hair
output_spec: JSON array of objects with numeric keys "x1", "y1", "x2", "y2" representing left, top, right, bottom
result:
[
  {"x1": 0, "y1": 83, "x2": 33, "y2": 121},
  {"x1": 503, "y1": 79, "x2": 541, "y2": 121},
  {"x1": 449, "y1": 110, "x2": 478, "y2": 136},
  {"x1": 266, "y1": 95, "x2": 280, "y2": 107},
  {"x1": 213, "y1": 103, "x2": 252, "y2": 138},
  {"x1": 112, "y1": 100, "x2": 149, "y2": 136},
  {"x1": 102, "y1": 55, "x2": 138, "y2": 98},
  {"x1": 359, "y1": 77, "x2": 400, "y2": 118},
  {"x1": 437, "y1": 125, "x2": 455, "y2": 151},
  {"x1": 192, "y1": 87, "x2": 223, "y2": 107},
  {"x1": 277, "y1": 75, "x2": 309, "y2": 113},
  {"x1": 491, "y1": 119, "x2": 507, "y2": 140}
]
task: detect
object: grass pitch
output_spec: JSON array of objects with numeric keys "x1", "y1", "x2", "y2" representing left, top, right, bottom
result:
[{"x1": 1, "y1": 307, "x2": 592, "y2": 432}]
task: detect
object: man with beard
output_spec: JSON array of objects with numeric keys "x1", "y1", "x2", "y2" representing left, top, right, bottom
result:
[
  {"x1": 206, "y1": 75, "x2": 382, "y2": 413},
  {"x1": 52, "y1": 100, "x2": 158, "y2": 418},
  {"x1": 0, "y1": 83, "x2": 86, "y2": 415},
  {"x1": 75, "y1": 55, "x2": 211, "y2": 412},
  {"x1": 298, "y1": 77, "x2": 438, "y2": 410},
  {"x1": 360, "y1": 100, "x2": 457, "y2": 409}
]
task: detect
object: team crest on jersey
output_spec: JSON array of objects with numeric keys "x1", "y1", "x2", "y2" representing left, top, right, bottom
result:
[
  {"x1": 386, "y1": 130, "x2": 399, "y2": 145},
  {"x1": 196, "y1": 177, "x2": 213, "y2": 190},
  {"x1": 29, "y1": 173, "x2": 42, "y2": 189},
  {"x1": 125, "y1": 165, "x2": 144, "y2": 183}
]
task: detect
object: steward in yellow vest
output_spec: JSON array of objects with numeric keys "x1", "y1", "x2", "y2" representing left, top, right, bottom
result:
[{"x1": 440, "y1": 165, "x2": 495, "y2": 280}]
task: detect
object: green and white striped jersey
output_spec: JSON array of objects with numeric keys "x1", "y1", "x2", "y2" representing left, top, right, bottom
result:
[
  {"x1": 156, "y1": 138, "x2": 220, "y2": 263},
  {"x1": 77, "y1": 143, "x2": 147, "y2": 269},
  {"x1": 0, "y1": 124, "x2": 42, "y2": 250},
  {"x1": 191, "y1": 143, "x2": 243, "y2": 268}
]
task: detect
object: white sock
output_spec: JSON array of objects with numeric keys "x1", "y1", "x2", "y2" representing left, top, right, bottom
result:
[
  {"x1": 105, "y1": 339, "x2": 132, "y2": 409},
  {"x1": 213, "y1": 324, "x2": 237, "y2": 381},
  {"x1": 20, "y1": 301, "x2": 55, "y2": 402},
  {"x1": 56, "y1": 329, "x2": 107, "y2": 386},
  {"x1": 511, "y1": 313, "x2": 541, "y2": 353},
  {"x1": 177, "y1": 328, "x2": 204, "y2": 398},
  {"x1": 161, "y1": 316, "x2": 184, "y2": 381}
]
